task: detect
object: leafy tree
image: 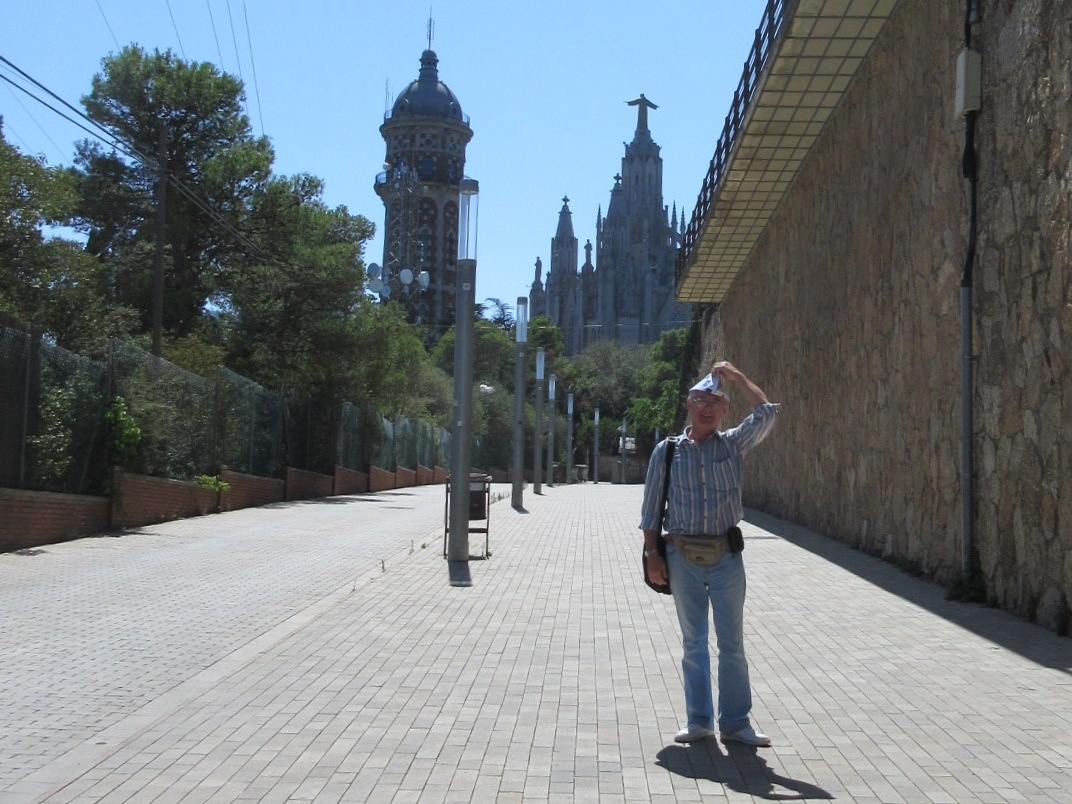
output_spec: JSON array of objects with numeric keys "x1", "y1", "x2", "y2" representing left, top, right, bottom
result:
[
  {"x1": 568, "y1": 338, "x2": 651, "y2": 456},
  {"x1": 472, "y1": 377, "x2": 515, "y2": 471},
  {"x1": 218, "y1": 174, "x2": 376, "y2": 402},
  {"x1": 399, "y1": 362, "x2": 454, "y2": 426},
  {"x1": 483, "y1": 297, "x2": 514, "y2": 333},
  {"x1": 349, "y1": 301, "x2": 435, "y2": 414},
  {"x1": 0, "y1": 125, "x2": 135, "y2": 351},
  {"x1": 627, "y1": 380, "x2": 679, "y2": 446},
  {"x1": 432, "y1": 319, "x2": 521, "y2": 469},
  {"x1": 72, "y1": 45, "x2": 273, "y2": 340},
  {"x1": 528, "y1": 314, "x2": 565, "y2": 363},
  {"x1": 571, "y1": 339, "x2": 650, "y2": 419},
  {"x1": 163, "y1": 333, "x2": 227, "y2": 378},
  {"x1": 433, "y1": 319, "x2": 516, "y2": 390},
  {"x1": 627, "y1": 328, "x2": 688, "y2": 448}
]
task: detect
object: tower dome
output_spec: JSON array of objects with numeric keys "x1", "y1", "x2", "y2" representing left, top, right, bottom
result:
[
  {"x1": 390, "y1": 50, "x2": 466, "y2": 121},
  {"x1": 376, "y1": 47, "x2": 472, "y2": 334}
]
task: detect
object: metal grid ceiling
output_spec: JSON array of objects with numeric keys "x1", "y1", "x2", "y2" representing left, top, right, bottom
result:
[{"x1": 678, "y1": 0, "x2": 900, "y2": 303}]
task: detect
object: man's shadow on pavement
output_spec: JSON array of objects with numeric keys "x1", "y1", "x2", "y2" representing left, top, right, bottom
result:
[{"x1": 656, "y1": 743, "x2": 832, "y2": 800}]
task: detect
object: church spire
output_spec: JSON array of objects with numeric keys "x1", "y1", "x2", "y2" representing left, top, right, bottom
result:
[{"x1": 555, "y1": 196, "x2": 575, "y2": 240}]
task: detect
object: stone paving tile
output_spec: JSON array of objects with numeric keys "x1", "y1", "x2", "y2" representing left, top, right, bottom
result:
[{"x1": 3, "y1": 484, "x2": 1072, "y2": 801}]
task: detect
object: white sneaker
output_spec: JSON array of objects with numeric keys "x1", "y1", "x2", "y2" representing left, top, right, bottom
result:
[
  {"x1": 674, "y1": 725, "x2": 717, "y2": 743},
  {"x1": 720, "y1": 725, "x2": 771, "y2": 747}
]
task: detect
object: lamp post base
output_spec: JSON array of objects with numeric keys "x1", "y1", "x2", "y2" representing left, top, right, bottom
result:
[{"x1": 448, "y1": 561, "x2": 472, "y2": 587}]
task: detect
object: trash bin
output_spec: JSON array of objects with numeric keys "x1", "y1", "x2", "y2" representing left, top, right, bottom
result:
[
  {"x1": 468, "y1": 473, "x2": 489, "y2": 520},
  {"x1": 443, "y1": 472, "x2": 493, "y2": 558}
]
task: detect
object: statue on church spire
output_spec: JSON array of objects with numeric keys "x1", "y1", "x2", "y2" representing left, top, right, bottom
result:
[{"x1": 626, "y1": 94, "x2": 658, "y2": 134}]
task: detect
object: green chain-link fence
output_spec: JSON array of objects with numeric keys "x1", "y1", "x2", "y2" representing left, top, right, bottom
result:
[{"x1": 1, "y1": 325, "x2": 456, "y2": 494}]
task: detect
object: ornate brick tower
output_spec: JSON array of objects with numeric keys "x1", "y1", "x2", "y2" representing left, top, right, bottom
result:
[{"x1": 374, "y1": 47, "x2": 473, "y2": 331}]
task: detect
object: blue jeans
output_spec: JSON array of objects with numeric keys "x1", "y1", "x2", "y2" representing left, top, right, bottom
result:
[{"x1": 667, "y1": 541, "x2": 753, "y2": 733}]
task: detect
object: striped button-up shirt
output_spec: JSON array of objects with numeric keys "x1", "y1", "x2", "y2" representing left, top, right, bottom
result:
[{"x1": 639, "y1": 403, "x2": 780, "y2": 538}]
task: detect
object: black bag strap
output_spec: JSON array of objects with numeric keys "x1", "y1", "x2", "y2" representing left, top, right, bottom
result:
[{"x1": 657, "y1": 437, "x2": 677, "y2": 532}]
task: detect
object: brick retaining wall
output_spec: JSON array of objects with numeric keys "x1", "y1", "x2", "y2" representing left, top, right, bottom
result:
[
  {"x1": 284, "y1": 467, "x2": 334, "y2": 501},
  {"x1": 220, "y1": 469, "x2": 285, "y2": 511},
  {"x1": 111, "y1": 471, "x2": 219, "y2": 529},
  {"x1": 0, "y1": 488, "x2": 110, "y2": 552},
  {"x1": 369, "y1": 466, "x2": 395, "y2": 493},
  {"x1": 333, "y1": 466, "x2": 369, "y2": 495}
]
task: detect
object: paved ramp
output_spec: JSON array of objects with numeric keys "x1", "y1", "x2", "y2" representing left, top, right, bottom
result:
[{"x1": 2, "y1": 484, "x2": 1070, "y2": 802}]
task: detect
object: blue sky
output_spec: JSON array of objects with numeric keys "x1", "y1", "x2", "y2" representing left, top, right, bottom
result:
[{"x1": 2, "y1": 0, "x2": 767, "y2": 314}]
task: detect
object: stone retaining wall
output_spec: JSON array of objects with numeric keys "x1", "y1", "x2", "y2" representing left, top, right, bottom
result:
[{"x1": 703, "y1": 0, "x2": 1070, "y2": 631}]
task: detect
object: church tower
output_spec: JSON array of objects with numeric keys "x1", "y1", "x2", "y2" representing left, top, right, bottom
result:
[
  {"x1": 533, "y1": 95, "x2": 687, "y2": 356},
  {"x1": 545, "y1": 198, "x2": 584, "y2": 353},
  {"x1": 375, "y1": 45, "x2": 472, "y2": 332}
]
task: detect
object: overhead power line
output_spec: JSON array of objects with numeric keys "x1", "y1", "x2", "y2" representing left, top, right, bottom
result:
[
  {"x1": 242, "y1": 0, "x2": 265, "y2": 136},
  {"x1": 224, "y1": 0, "x2": 250, "y2": 122},
  {"x1": 163, "y1": 0, "x2": 188, "y2": 60},
  {"x1": 1, "y1": 79, "x2": 72, "y2": 161},
  {"x1": 206, "y1": 0, "x2": 227, "y2": 73},
  {"x1": 0, "y1": 63, "x2": 122, "y2": 156},
  {"x1": 0, "y1": 53, "x2": 273, "y2": 264},
  {"x1": 93, "y1": 0, "x2": 121, "y2": 50}
]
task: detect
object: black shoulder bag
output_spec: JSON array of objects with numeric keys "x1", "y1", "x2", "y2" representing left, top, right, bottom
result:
[{"x1": 642, "y1": 438, "x2": 677, "y2": 595}]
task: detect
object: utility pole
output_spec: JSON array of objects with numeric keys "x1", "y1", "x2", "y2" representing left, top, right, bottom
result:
[{"x1": 151, "y1": 124, "x2": 168, "y2": 357}]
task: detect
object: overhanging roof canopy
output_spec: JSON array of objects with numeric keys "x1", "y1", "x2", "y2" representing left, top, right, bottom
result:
[{"x1": 677, "y1": 0, "x2": 900, "y2": 303}]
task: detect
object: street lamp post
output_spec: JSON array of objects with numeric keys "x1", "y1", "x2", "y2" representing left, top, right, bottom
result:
[
  {"x1": 566, "y1": 392, "x2": 574, "y2": 484},
  {"x1": 593, "y1": 407, "x2": 600, "y2": 484},
  {"x1": 547, "y1": 374, "x2": 556, "y2": 487},
  {"x1": 533, "y1": 348, "x2": 545, "y2": 494},
  {"x1": 448, "y1": 178, "x2": 478, "y2": 586},
  {"x1": 511, "y1": 297, "x2": 528, "y2": 509}
]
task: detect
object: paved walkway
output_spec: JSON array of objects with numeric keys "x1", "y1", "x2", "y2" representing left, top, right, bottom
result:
[{"x1": 1, "y1": 483, "x2": 1071, "y2": 803}]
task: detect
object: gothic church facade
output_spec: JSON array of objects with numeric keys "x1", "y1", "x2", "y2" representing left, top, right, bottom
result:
[{"x1": 530, "y1": 95, "x2": 689, "y2": 356}]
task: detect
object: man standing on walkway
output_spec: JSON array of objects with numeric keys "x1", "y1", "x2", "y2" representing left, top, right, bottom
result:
[{"x1": 640, "y1": 360, "x2": 780, "y2": 746}]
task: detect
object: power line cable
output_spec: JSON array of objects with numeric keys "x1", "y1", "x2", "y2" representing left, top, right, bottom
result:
[
  {"x1": 93, "y1": 0, "x2": 122, "y2": 50},
  {"x1": 0, "y1": 55, "x2": 275, "y2": 263},
  {"x1": 206, "y1": 0, "x2": 227, "y2": 73},
  {"x1": 242, "y1": 0, "x2": 265, "y2": 136},
  {"x1": 224, "y1": 0, "x2": 250, "y2": 121},
  {"x1": 0, "y1": 56, "x2": 157, "y2": 174},
  {"x1": 0, "y1": 79, "x2": 69, "y2": 162},
  {"x1": 0, "y1": 71, "x2": 123, "y2": 158},
  {"x1": 163, "y1": 0, "x2": 188, "y2": 60}
]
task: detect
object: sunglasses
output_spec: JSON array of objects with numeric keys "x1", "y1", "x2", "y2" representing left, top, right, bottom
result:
[{"x1": 687, "y1": 395, "x2": 727, "y2": 411}]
